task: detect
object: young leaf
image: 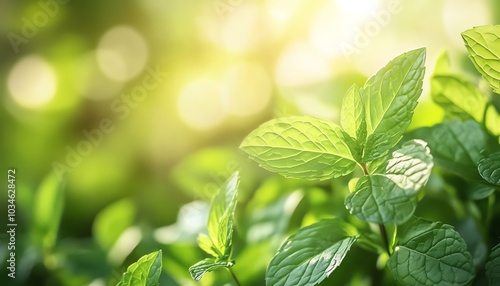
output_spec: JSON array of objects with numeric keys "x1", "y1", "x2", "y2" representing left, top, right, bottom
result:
[
  {"x1": 431, "y1": 74, "x2": 488, "y2": 122},
  {"x1": 197, "y1": 234, "x2": 219, "y2": 258},
  {"x1": 486, "y1": 243, "x2": 500, "y2": 285},
  {"x1": 266, "y1": 219, "x2": 358, "y2": 286},
  {"x1": 240, "y1": 116, "x2": 357, "y2": 180},
  {"x1": 341, "y1": 84, "x2": 366, "y2": 142},
  {"x1": 189, "y1": 258, "x2": 234, "y2": 281},
  {"x1": 207, "y1": 172, "x2": 239, "y2": 258},
  {"x1": 344, "y1": 175, "x2": 417, "y2": 225},
  {"x1": 477, "y1": 151, "x2": 500, "y2": 186},
  {"x1": 462, "y1": 25, "x2": 500, "y2": 94},
  {"x1": 363, "y1": 48, "x2": 426, "y2": 159},
  {"x1": 387, "y1": 219, "x2": 475, "y2": 286},
  {"x1": 412, "y1": 120, "x2": 487, "y2": 179},
  {"x1": 117, "y1": 250, "x2": 162, "y2": 286}
]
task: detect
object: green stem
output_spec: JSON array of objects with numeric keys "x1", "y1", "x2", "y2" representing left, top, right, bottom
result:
[
  {"x1": 379, "y1": 224, "x2": 391, "y2": 255},
  {"x1": 228, "y1": 268, "x2": 241, "y2": 286}
]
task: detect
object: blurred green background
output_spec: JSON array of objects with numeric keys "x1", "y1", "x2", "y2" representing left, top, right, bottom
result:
[{"x1": 1, "y1": 0, "x2": 499, "y2": 285}]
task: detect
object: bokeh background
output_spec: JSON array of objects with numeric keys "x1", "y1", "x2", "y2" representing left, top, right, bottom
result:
[{"x1": 1, "y1": 0, "x2": 499, "y2": 285}]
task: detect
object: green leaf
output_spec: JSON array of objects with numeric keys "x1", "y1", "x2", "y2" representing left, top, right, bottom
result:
[
  {"x1": 486, "y1": 243, "x2": 500, "y2": 285},
  {"x1": 431, "y1": 74, "x2": 488, "y2": 122},
  {"x1": 341, "y1": 84, "x2": 367, "y2": 142},
  {"x1": 240, "y1": 116, "x2": 357, "y2": 180},
  {"x1": 32, "y1": 173, "x2": 64, "y2": 251},
  {"x1": 344, "y1": 175, "x2": 417, "y2": 224},
  {"x1": 188, "y1": 258, "x2": 234, "y2": 281},
  {"x1": 197, "y1": 233, "x2": 219, "y2": 258},
  {"x1": 207, "y1": 172, "x2": 239, "y2": 259},
  {"x1": 93, "y1": 199, "x2": 136, "y2": 252},
  {"x1": 462, "y1": 25, "x2": 500, "y2": 94},
  {"x1": 362, "y1": 48, "x2": 426, "y2": 159},
  {"x1": 412, "y1": 120, "x2": 487, "y2": 179},
  {"x1": 384, "y1": 139, "x2": 433, "y2": 191},
  {"x1": 387, "y1": 219, "x2": 475, "y2": 286},
  {"x1": 117, "y1": 250, "x2": 162, "y2": 286},
  {"x1": 266, "y1": 219, "x2": 358, "y2": 286},
  {"x1": 478, "y1": 151, "x2": 500, "y2": 186}
]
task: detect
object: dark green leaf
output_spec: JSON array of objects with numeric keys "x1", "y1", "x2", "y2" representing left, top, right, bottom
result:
[
  {"x1": 478, "y1": 151, "x2": 500, "y2": 186},
  {"x1": 188, "y1": 258, "x2": 234, "y2": 281},
  {"x1": 117, "y1": 250, "x2": 162, "y2": 286},
  {"x1": 486, "y1": 243, "x2": 500, "y2": 285},
  {"x1": 387, "y1": 219, "x2": 475, "y2": 286},
  {"x1": 240, "y1": 116, "x2": 357, "y2": 180},
  {"x1": 266, "y1": 219, "x2": 358, "y2": 286}
]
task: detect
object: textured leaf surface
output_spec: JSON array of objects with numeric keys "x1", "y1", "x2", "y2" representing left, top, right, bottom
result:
[
  {"x1": 363, "y1": 48, "x2": 426, "y2": 156},
  {"x1": 266, "y1": 219, "x2": 358, "y2": 286},
  {"x1": 207, "y1": 172, "x2": 239, "y2": 258},
  {"x1": 188, "y1": 258, "x2": 234, "y2": 281},
  {"x1": 412, "y1": 120, "x2": 487, "y2": 179},
  {"x1": 118, "y1": 250, "x2": 162, "y2": 286},
  {"x1": 387, "y1": 219, "x2": 475, "y2": 286},
  {"x1": 486, "y1": 243, "x2": 500, "y2": 285},
  {"x1": 341, "y1": 84, "x2": 366, "y2": 142},
  {"x1": 240, "y1": 116, "x2": 357, "y2": 180},
  {"x1": 344, "y1": 175, "x2": 417, "y2": 224},
  {"x1": 431, "y1": 74, "x2": 488, "y2": 122},
  {"x1": 478, "y1": 152, "x2": 500, "y2": 186},
  {"x1": 462, "y1": 25, "x2": 500, "y2": 93}
]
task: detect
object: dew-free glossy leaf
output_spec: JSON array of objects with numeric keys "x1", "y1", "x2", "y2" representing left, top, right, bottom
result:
[
  {"x1": 363, "y1": 48, "x2": 426, "y2": 157},
  {"x1": 188, "y1": 258, "x2": 234, "y2": 281},
  {"x1": 478, "y1": 151, "x2": 500, "y2": 186},
  {"x1": 240, "y1": 116, "x2": 357, "y2": 180},
  {"x1": 385, "y1": 139, "x2": 433, "y2": 191},
  {"x1": 197, "y1": 233, "x2": 219, "y2": 258},
  {"x1": 462, "y1": 25, "x2": 500, "y2": 93},
  {"x1": 117, "y1": 250, "x2": 162, "y2": 286},
  {"x1": 431, "y1": 74, "x2": 488, "y2": 122},
  {"x1": 412, "y1": 120, "x2": 487, "y2": 179},
  {"x1": 266, "y1": 219, "x2": 358, "y2": 286},
  {"x1": 486, "y1": 243, "x2": 500, "y2": 285},
  {"x1": 387, "y1": 219, "x2": 475, "y2": 286},
  {"x1": 207, "y1": 172, "x2": 239, "y2": 258},
  {"x1": 344, "y1": 175, "x2": 417, "y2": 224},
  {"x1": 341, "y1": 84, "x2": 366, "y2": 142}
]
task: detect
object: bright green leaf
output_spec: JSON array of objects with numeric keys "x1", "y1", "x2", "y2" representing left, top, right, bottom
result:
[
  {"x1": 385, "y1": 139, "x2": 433, "y2": 191},
  {"x1": 93, "y1": 199, "x2": 135, "y2": 252},
  {"x1": 207, "y1": 172, "x2": 239, "y2": 259},
  {"x1": 32, "y1": 173, "x2": 64, "y2": 251},
  {"x1": 344, "y1": 175, "x2": 417, "y2": 224},
  {"x1": 412, "y1": 120, "x2": 487, "y2": 179},
  {"x1": 240, "y1": 116, "x2": 357, "y2": 180},
  {"x1": 387, "y1": 219, "x2": 475, "y2": 286},
  {"x1": 266, "y1": 219, "x2": 358, "y2": 286},
  {"x1": 478, "y1": 151, "x2": 500, "y2": 186},
  {"x1": 486, "y1": 243, "x2": 500, "y2": 285},
  {"x1": 462, "y1": 25, "x2": 500, "y2": 94},
  {"x1": 431, "y1": 74, "x2": 488, "y2": 122},
  {"x1": 197, "y1": 233, "x2": 219, "y2": 258},
  {"x1": 363, "y1": 48, "x2": 426, "y2": 159},
  {"x1": 117, "y1": 250, "x2": 162, "y2": 286},
  {"x1": 188, "y1": 258, "x2": 234, "y2": 281},
  {"x1": 341, "y1": 84, "x2": 367, "y2": 142}
]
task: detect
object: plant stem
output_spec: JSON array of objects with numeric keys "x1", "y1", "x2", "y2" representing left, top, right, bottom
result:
[
  {"x1": 360, "y1": 162, "x2": 369, "y2": 176},
  {"x1": 379, "y1": 224, "x2": 391, "y2": 255},
  {"x1": 228, "y1": 268, "x2": 242, "y2": 286}
]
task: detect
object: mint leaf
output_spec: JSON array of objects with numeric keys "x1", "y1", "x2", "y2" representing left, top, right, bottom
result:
[
  {"x1": 117, "y1": 250, "x2": 162, "y2": 286},
  {"x1": 385, "y1": 139, "x2": 433, "y2": 191},
  {"x1": 412, "y1": 120, "x2": 487, "y2": 179},
  {"x1": 240, "y1": 116, "x2": 357, "y2": 180},
  {"x1": 486, "y1": 243, "x2": 500, "y2": 285},
  {"x1": 93, "y1": 199, "x2": 135, "y2": 252},
  {"x1": 341, "y1": 84, "x2": 366, "y2": 142},
  {"x1": 197, "y1": 234, "x2": 219, "y2": 258},
  {"x1": 387, "y1": 219, "x2": 475, "y2": 286},
  {"x1": 431, "y1": 74, "x2": 488, "y2": 122},
  {"x1": 362, "y1": 48, "x2": 426, "y2": 159},
  {"x1": 462, "y1": 25, "x2": 500, "y2": 94},
  {"x1": 344, "y1": 175, "x2": 417, "y2": 224},
  {"x1": 207, "y1": 172, "x2": 239, "y2": 259},
  {"x1": 266, "y1": 219, "x2": 358, "y2": 286},
  {"x1": 478, "y1": 151, "x2": 500, "y2": 186},
  {"x1": 189, "y1": 258, "x2": 234, "y2": 281}
]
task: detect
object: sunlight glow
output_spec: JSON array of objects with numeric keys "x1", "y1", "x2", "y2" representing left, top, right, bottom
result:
[
  {"x1": 7, "y1": 55, "x2": 57, "y2": 109},
  {"x1": 335, "y1": 0, "x2": 379, "y2": 19},
  {"x1": 222, "y1": 5, "x2": 266, "y2": 54}
]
